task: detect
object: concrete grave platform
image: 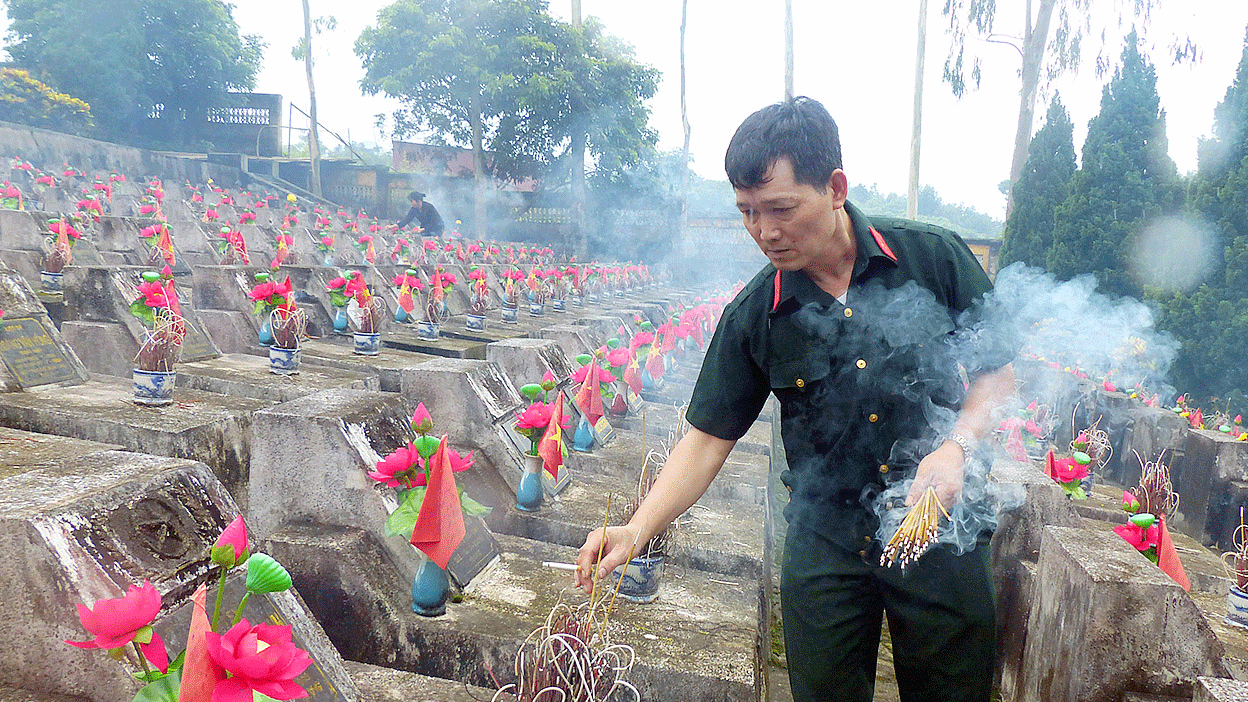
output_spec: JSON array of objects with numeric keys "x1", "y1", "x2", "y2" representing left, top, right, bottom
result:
[
  {"x1": 297, "y1": 338, "x2": 438, "y2": 392},
  {"x1": 177, "y1": 352, "x2": 380, "y2": 402},
  {"x1": 382, "y1": 327, "x2": 488, "y2": 359},
  {"x1": 1017, "y1": 524, "x2": 1230, "y2": 702},
  {"x1": 1197, "y1": 677, "x2": 1248, "y2": 701},
  {"x1": 400, "y1": 358, "x2": 528, "y2": 490},
  {"x1": 1173, "y1": 429, "x2": 1248, "y2": 548},
  {"x1": 268, "y1": 525, "x2": 763, "y2": 702},
  {"x1": 489, "y1": 467, "x2": 766, "y2": 579},
  {"x1": 0, "y1": 450, "x2": 358, "y2": 702},
  {"x1": 343, "y1": 661, "x2": 496, "y2": 702},
  {"x1": 485, "y1": 338, "x2": 578, "y2": 393},
  {"x1": 538, "y1": 324, "x2": 598, "y2": 357},
  {"x1": 0, "y1": 376, "x2": 266, "y2": 511}
]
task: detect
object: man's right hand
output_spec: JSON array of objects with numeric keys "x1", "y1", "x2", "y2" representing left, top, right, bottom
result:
[{"x1": 574, "y1": 524, "x2": 644, "y2": 593}]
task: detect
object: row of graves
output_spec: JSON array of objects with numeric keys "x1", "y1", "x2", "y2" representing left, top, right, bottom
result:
[
  {"x1": 0, "y1": 158, "x2": 779, "y2": 702},
  {"x1": 3, "y1": 155, "x2": 1248, "y2": 702}
]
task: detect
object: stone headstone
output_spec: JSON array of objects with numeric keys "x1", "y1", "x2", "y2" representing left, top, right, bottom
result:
[
  {"x1": 0, "y1": 316, "x2": 82, "y2": 388},
  {"x1": 0, "y1": 449, "x2": 360, "y2": 702}
]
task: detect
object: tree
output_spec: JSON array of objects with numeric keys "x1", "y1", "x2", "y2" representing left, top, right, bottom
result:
[
  {"x1": 300, "y1": 0, "x2": 323, "y2": 197},
  {"x1": 4, "y1": 0, "x2": 263, "y2": 143},
  {"x1": 1047, "y1": 34, "x2": 1180, "y2": 299},
  {"x1": 0, "y1": 68, "x2": 93, "y2": 133},
  {"x1": 941, "y1": 0, "x2": 1192, "y2": 216},
  {"x1": 355, "y1": 0, "x2": 658, "y2": 241},
  {"x1": 998, "y1": 95, "x2": 1076, "y2": 269},
  {"x1": 1154, "y1": 28, "x2": 1248, "y2": 403}
]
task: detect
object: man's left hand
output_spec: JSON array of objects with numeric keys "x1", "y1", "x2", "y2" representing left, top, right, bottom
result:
[{"x1": 905, "y1": 441, "x2": 965, "y2": 508}]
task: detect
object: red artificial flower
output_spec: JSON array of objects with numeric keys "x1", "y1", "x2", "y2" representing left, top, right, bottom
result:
[
  {"x1": 239, "y1": 212, "x2": 256, "y2": 224},
  {"x1": 370, "y1": 443, "x2": 423, "y2": 487},
  {"x1": 468, "y1": 244, "x2": 481, "y2": 254},
  {"x1": 515, "y1": 402, "x2": 555, "y2": 431},
  {"x1": 137, "y1": 280, "x2": 169, "y2": 308},
  {"x1": 1121, "y1": 491, "x2": 1141, "y2": 513},
  {"x1": 423, "y1": 240, "x2": 437, "y2": 251},
  {"x1": 607, "y1": 348, "x2": 631, "y2": 368},
  {"x1": 212, "y1": 515, "x2": 249, "y2": 568},
  {"x1": 358, "y1": 234, "x2": 372, "y2": 243},
  {"x1": 1114, "y1": 522, "x2": 1160, "y2": 552},
  {"x1": 1051, "y1": 457, "x2": 1089, "y2": 484},
  {"x1": 65, "y1": 581, "x2": 169, "y2": 673},
  {"x1": 205, "y1": 619, "x2": 312, "y2": 702},
  {"x1": 410, "y1": 402, "x2": 433, "y2": 434},
  {"x1": 326, "y1": 277, "x2": 347, "y2": 291}
]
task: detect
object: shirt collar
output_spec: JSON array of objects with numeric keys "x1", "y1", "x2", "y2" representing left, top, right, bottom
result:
[{"x1": 771, "y1": 200, "x2": 899, "y2": 314}]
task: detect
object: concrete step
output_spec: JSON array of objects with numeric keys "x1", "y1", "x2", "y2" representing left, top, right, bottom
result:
[
  {"x1": 268, "y1": 524, "x2": 764, "y2": 702},
  {"x1": 488, "y1": 468, "x2": 766, "y2": 579},
  {"x1": 178, "y1": 352, "x2": 379, "y2": 402}
]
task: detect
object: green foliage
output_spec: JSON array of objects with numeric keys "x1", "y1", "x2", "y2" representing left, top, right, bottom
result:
[
  {"x1": 1152, "y1": 28, "x2": 1248, "y2": 404},
  {"x1": 0, "y1": 68, "x2": 93, "y2": 133},
  {"x1": 385, "y1": 486, "x2": 427, "y2": 538},
  {"x1": 5, "y1": 0, "x2": 264, "y2": 143},
  {"x1": 354, "y1": 0, "x2": 658, "y2": 185},
  {"x1": 1048, "y1": 33, "x2": 1181, "y2": 299},
  {"x1": 846, "y1": 184, "x2": 1002, "y2": 240},
  {"x1": 999, "y1": 96, "x2": 1076, "y2": 268}
]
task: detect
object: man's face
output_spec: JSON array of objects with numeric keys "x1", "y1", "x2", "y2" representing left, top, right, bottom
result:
[{"x1": 735, "y1": 157, "x2": 844, "y2": 272}]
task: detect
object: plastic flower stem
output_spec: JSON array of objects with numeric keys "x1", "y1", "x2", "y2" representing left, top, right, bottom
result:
[
  {"x1": 231, "y1": 592, "x2": 251, "y2": 625},
  {"x1": 589, "y1": 493, "x2": 612, "y2": 609},
  {"x1": 132, "y1": 641, "x2": 151, "y2": 678},
  {"x1": 211, "y1": 567, "x2": 228, "y2": 632}
]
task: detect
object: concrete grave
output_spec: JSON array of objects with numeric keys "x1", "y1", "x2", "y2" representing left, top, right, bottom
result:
[
  {"x1": 1016, "y1": 525, "x2": 1229, "y2": 702},
  {"x1": 0, "y1": 442, "x2": 358, "y2": 702}
]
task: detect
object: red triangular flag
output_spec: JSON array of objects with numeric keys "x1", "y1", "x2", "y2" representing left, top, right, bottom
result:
[
  {"x1": 623, "y1": 355, "x2": 643, "y2": 394},
  {"x1": 178, "y1": 584, "x2": 225, "y2": 702},
  {"x1": 156, "y1": 225, "x2": 176, "y2": 266},
  {"x1": 1045, "y1": 448, "x2": 1057, "y2": 480},
  {"x1": 646, "y1": 344, "x2": 665, "y2": 380},
  {"x1": 1157, "y1": 514, "x2": 1190, "y2": 591},
  {"x1": 399, "y1": 285, "x2": 415, "y2": 313},
  {"x1": 410, "y1": 435, "x2": 467, "y2": 570},
  {"x1": 538, "y1": 393, "x2": 565, "y2": 478},
  {"x1": 1190, "y1": 408, "x2": 1203, "y2": 429},
  {"x1": 574, "y1": 362, "x2": 604, "y2": 427},
  {"x1": 1004, "y1": 426, "x2": 1028, "y2": 463}
]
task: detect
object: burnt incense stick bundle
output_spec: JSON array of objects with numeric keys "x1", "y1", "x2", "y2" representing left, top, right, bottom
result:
[{"x1": 880, "y1": 487, "x2": 950, "y2": 568}]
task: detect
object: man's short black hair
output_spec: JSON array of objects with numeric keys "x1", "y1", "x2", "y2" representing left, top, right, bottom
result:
[
  {"x1": 409, "y1": 191, "x2": 425, "y2": 201},
  {"x1": 724, "y1": 96, "x2": 843, "y2": 192}
]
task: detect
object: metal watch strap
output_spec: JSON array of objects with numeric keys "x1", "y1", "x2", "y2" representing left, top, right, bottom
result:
[{"x1": 945, "y1": 432, "x2": 973, "y2": 457}]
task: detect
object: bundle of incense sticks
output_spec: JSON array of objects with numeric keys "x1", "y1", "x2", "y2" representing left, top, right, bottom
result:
[{"x1": 880, "y1": 487, "x2": 949, "y2": 568}]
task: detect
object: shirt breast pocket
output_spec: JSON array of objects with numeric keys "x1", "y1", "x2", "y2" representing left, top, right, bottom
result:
[{"x1": 769, "y1": 354, "x2": 832, "y2": 395}]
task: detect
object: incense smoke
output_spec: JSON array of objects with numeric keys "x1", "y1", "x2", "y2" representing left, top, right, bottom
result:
[{"x1": 786, "y1": 262, "x2": 1179, "y2": 558}]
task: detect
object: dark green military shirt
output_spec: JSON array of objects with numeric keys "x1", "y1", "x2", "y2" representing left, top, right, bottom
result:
[{"x1": 687, "y1": 201, "x2": 997, "y2": 543}]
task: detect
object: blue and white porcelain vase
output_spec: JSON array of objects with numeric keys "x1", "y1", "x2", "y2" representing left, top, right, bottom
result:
[
  {"x1": 611, "y1": 554, "x2": 664, "y2": 604},
  {"x1": 416, "y1": 320, "x2": 440, "y2": 340},
  {"x1": 133, "y1": 369, "x2": 176, "y2": 406},
  {"x1": 353, "y1": 331, "x2": 381, "y2": 356},
  {"x1": 269, "y1": 346, "x2": 300, "y2": 375},
  {"x1": 466, "y1": 314, "x2": 486, "y2": 331},
  {"x1": 501, "y1": 306, "x2": 518, "y2": 324}
]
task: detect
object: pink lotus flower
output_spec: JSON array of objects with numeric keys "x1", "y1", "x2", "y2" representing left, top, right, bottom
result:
[
  {"x1": 424, "y1": 240, "x2": 437, "y2": 251},
  {"x1": 205, "y1": 619, "x2": 312, "y2": 702},
  {"x1": 326, "y1": 277, "x2": 347, "y2": 291},
  {"x1": 139, "y1": 204, "x2": 157, "y2": 215},
  {"x1": 515, "y1": 402, "x2": 555, "y2": 431},
  {"x1": 137, "y1": 280, "x2": 169, "y2": 308},
  {"x1": 358, "y1": 234, "x2": 372, "y2": 243},
  {"x1": 36, "y1": 174, "x2": 54, "y2": 186},
  {"x1": 410, "y1": 402, "x2": 433, "y2": 434},
  {"x1": 607, "y1": 348, "x2": 631, "y2": 368},
  {"x1": 1103, "y1": 380, "x2": 1117, "y2": 392},
  {"x1": 65, "y1": 581, "x2": 169, "y2": 673},
  {"x1": 139, "y1": 223, "x2": 162, "y2": 239},
  {"x1": 212, "y1": 515, "x2": 249, "y2": 568},
  {"x1": 468, "y1": 244, "x2": 481, "y2": 254},
  {"x1": 1121, "y1": 491, "x2": 1141, "y2": 512},
  {"x1": 369, "y1": 442, "x2": 423, "y2": 487},
  {"x1": 1051, "y1": 457, "x2": 1089, "y2": 484},
  {"x1": 239, "y1": 212, "x2": 256, "y2": 224},
  {"x1": 1114, "y1": 522, "x2": 1160, "y2": 552}
]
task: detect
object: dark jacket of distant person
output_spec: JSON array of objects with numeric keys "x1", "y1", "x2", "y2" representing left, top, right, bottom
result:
[{"x1": 397, "y1": 192, "x2": 445, "y2": 236}]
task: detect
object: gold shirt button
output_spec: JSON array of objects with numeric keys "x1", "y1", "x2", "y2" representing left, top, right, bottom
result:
[
  {"x1": 858, "y1": 549, "x2": 867, "y2": 556},
  {"x1": 856, "y1": 359, "x2": 867, "y2": 369},
  {"x1": 795, "y1": 378, "x2": 805, "y2": 389},
  {"x1": 863, "y1": 535, "x2": 872, "y2": 543},
  {"x1": 869, "y1": 413, "x2": 880, "y2": 423},
  {"x1": 879, "y1": 464, "x2": 889, "y2": 473},
  {"x1": 844, "y1": 308, "x2": 853, "y2": 318}
]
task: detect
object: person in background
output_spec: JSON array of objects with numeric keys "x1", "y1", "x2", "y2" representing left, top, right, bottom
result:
[
  {"x1": 396, "y1": 190, "x2": 444, "y2": 237},
  {"x1": 574, "y1": 96, "x2": 1014, "y2": 702}
]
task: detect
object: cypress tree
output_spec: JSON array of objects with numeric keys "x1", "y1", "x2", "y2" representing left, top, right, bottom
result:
[
  {"x1": 1154, "y1": 28, "x2": 1248, "y2": 403},
  {"x1": 1048, "y1": 32, "x2": 1181, "y2": 299},
  {"x1": 999, "y1": 96, "x2": 1076, "y2": 270}
]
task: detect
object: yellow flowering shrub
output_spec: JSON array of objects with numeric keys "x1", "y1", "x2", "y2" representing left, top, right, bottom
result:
[{"x1": 0, "y1": 69, "x2": 94, "y2": 132}]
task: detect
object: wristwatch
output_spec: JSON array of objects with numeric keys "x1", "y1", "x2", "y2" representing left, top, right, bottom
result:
[{"x1": 944, "y1": 432, "x2": 973, "y2": 458}]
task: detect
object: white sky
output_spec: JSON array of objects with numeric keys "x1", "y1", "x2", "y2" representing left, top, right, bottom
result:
[{"x1": 234, "y1": 2, "x2": 1248, "y2": 219}]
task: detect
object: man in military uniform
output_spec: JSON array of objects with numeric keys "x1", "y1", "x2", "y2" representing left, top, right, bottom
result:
[{"x1": 575, "y1": 97, "x2": 1013, "y2": 702}]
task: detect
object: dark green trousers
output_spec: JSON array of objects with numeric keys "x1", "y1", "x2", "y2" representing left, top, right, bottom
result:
[{"x1": 780, "y1": 526, "x2": 995, "y2": 702}]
